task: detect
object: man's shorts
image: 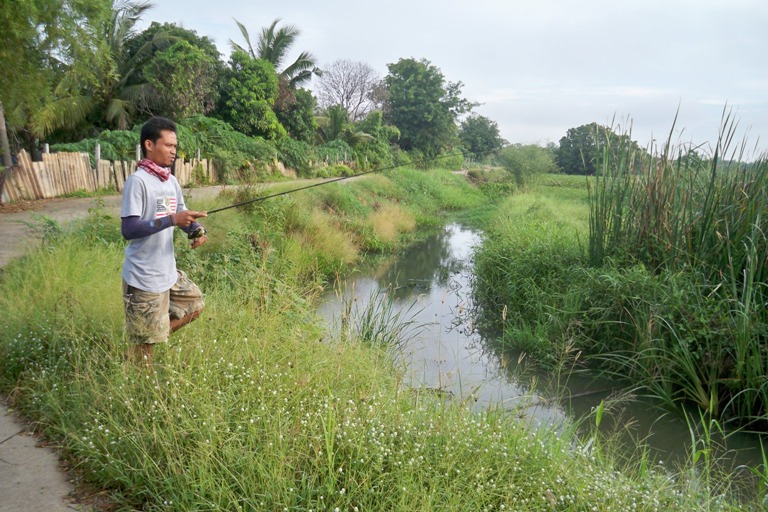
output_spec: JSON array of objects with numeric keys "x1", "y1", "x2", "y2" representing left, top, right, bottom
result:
[{"x1": 122, "y1": 270, "x2": 204, "y2": 344}]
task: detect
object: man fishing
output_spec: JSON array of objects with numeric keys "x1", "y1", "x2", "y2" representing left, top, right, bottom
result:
[{"x1": 121, "y1": 116, "x2": 208, "y2": 364}]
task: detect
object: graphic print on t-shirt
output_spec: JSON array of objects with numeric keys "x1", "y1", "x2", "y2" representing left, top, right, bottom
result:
[{"x1": 155, "y1": 196, "x2": 178, "y2": 218}]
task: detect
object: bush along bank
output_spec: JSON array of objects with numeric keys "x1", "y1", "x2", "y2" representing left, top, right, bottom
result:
[{"x1": 0, "y1": 169, "x2": 756, "y2": 510}]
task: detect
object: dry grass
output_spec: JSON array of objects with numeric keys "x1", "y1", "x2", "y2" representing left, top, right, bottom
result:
[{"x1": 368, "y1": 204, "x2": 417, "y2": 243}]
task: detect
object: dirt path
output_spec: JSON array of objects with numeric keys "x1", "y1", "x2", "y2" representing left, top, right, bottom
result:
[{"x1": 0, "y1": 185, "x2": 233, "y2": 268}]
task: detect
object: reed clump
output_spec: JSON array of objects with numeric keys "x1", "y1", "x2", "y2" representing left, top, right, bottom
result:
[{"x1": 587, "y1": 116, "x2": 768, "y2": 425}]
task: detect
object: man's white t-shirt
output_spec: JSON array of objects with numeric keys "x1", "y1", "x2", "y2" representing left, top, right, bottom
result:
[{"x1": 121, "y1": 168, "x2": 187, "y2": 292}]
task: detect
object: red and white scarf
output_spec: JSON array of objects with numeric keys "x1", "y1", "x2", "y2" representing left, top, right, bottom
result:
[{"x1": 139, "y1": 158, "x2": 171, "y2": 182}]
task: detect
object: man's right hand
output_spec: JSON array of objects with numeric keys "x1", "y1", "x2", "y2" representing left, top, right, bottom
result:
[{"x1": 172, "y1": 210, "x2": 207, "y2": 229}]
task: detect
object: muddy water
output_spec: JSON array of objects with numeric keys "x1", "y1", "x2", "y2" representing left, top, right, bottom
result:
[{"x1": 316, "y1": 223, "x2": 765, "y2": 479}]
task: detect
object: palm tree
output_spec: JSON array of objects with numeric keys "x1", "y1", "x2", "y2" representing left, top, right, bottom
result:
[
  {"x1": 230, "y1": 18, "x2": 321, "y2": 88},
  {"x1": 316, "y1": 105, "x2": 374, "y2": 146},
  {"x1": 32, "y1": 0, "x2": 164, "y2": 138}
]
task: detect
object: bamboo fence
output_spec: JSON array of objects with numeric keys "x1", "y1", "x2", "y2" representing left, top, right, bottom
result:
[{"x1": 1, "y1": 150, "x2": 219, "y2": 203}]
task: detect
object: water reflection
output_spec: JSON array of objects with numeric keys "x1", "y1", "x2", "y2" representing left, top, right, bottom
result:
[
  {"x1": 317, "y1": 223, "x2": 766, "y2": 477},
  {"x1": 371, "y1": 223, "x2": 463, "y2": 300},
  {"x1": 318, "y1": 223, "x2": 564, "y2": 428}
]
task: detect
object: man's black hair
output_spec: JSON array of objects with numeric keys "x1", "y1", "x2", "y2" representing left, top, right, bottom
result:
[{"x1": 140, "y1": 116, "x2": 177, "y2": 157}]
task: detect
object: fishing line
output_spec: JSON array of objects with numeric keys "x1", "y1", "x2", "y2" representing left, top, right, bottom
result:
[{"x1": 204, "y1": 151, "x2": 491, "y2": 215}]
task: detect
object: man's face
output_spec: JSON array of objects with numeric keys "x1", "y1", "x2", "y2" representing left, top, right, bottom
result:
[{"x1": 145, "y1": 130, "x2": 177, "y2": 167}]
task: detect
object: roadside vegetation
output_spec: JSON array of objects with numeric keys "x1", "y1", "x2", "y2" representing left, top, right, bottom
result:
[{"x1": 1, "y1": 167, "x2": 761, "y2": 510}]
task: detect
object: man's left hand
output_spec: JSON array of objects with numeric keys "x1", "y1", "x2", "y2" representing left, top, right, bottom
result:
[{"x1": 190, "y1": 235, "x2": 207, "y2": 249}]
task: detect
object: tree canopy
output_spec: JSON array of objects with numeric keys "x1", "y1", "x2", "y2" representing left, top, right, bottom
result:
[
  {"x1": 459, "y1": 114, "x2": 505, "y2": 158},
  {"x1": 1, "y1": 5, "x2": 510, "y2": 178},
  {"x1": 499, "y1": 144, "x2": 557, "y2": 187},
  {"x1": 557, "y1": 122, "x2": 645, "y2": 175},
  {"x1": 383, "y1": 58, "x2": 475, "y2": 158},
  {"x1": 144, "y1": 41, "x2": 220, "y2": 119},
  {"x1": 231, "y1": 18, "x2": 321, "y2": 88},
  {"x1": 1, "y1": 0, "x2": 109, "y2": 144},
  {"x1": 219, "y1": 50, "x2": 285, "y2": 140}
]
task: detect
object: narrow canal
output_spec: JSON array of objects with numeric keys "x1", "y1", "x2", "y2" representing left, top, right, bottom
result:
[{"x1": 316, "y1": 222, "x2": 765, "y2": 484}]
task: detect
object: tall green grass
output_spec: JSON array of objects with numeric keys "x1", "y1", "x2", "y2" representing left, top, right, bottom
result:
[
  {"x1": 586, "y1": 117, "x2": 768, "y2": 424},
  {"x1": 2, "y1": 168, "x2": 750, "y2": 510},
  {"x1": 472, "y1": 169, "x2": 768, "y2": 504}
]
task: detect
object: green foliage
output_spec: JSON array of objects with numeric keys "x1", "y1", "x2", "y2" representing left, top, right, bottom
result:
[
  {"x1": 276, "y1": 137, "x2": 313, "y2": 174},
  {"x1": 231, "y1": 18, "x2": 321, "y2": 88},
  {"x1": 124, "y1": 21, "x2": 223, "y2": 83},
  {"x1": 304, "y1": 164, "x2": 354, "y2": 179},
  {"x1": 383, "y1": 58, "x2": 475, "y2": 157},
  {"x1": 274, "y1": 88, "x2": 317, "y2": 143},
  {"x1": 97, "y1": 128, "x2": 140, "y2": 160},
  {"x1": 475, "y1": 123, "x2": 768, "y2": 428},
  {"x1": 220, "y1": 51, "x2": 285, "y2": 140},
  {"x1": 179, "y1": 115, "x2": 277, "y2": 181},
  {"x1": 557, "y1": 123, "x2": 645, "y2": 175},
  {"x1": 466, "y1": 168, "x2": 518, "y2": 197},
  {"x1": 316, "y1": 140, "x2": 353, "y2": 164},
  {"x1": 32, "y1": 0, "x2": 160, "y2": 140},
  {"x1": 145, "y1": 40, "x2": 219, "y2": 118},
  {"x1": 50, "y1": 139, "x2": 119, "y2": 166},
  {"x1": 433, "y1": 148, "x2": 464, "y2": 171},
  {"x1": 498, "y1": 144, "x2": 557, "y2": 188},
  {"x1": 1, "y1": 172, "x2": 753, "y2": 510},
  {"x1": 315, "y1": 105, "x2": 350, "y2": 144},
  {"x1": 459, "y1": 114, "x2": 505, "y2": 158},
  {"x1": 585, "y1": 118, "x2": 768, "y2": 423},
  {"x1": 0, "y1": 0, "x2": 108, "y2": 145}
]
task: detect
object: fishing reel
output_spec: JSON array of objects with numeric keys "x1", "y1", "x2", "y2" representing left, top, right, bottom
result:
[{"x1": 188, "y1": 225, "x2": 207, "y2": 242}]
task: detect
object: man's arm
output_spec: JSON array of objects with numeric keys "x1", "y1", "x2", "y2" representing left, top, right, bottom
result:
[
  {"x1": 121, "y1": 211, "x2": 207, "y2": 240},
  {"x1": 121, "y1": 215, "x2": 175, "y2": 240}
]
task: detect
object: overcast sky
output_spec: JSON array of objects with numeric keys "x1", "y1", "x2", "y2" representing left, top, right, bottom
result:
[{"x1": 140, "y1": 0, "x2": 768, "y2": 155}]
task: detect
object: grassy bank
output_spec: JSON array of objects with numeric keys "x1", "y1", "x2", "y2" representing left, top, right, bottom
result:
[{"x1": 0, "y1": 168, "x2": 755, "y2": 510}]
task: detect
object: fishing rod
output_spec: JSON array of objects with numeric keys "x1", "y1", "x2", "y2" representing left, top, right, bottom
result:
[{"x1": 204, "y1": 151, "x2": 485, "y2": 215}]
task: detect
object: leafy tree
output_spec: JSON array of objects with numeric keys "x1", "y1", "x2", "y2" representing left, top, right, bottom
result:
[
  {"x1": 353, "y1": 110, "x2": 401, "y2": 168},
  {"x1": 125, "y1": 21, "x2": 222, "y2": 79},
  {"x1": 0, "y1": 0, "x2": 107, "y2": 148},
  {"x1": 557, "y1": 122, "x2": 644, "y2": 175},
  {"x1": 316, "y1": 60, "x2": 380, "y2": 121},
  {"x1": 144, "y1": 41, "x2": 219, "y2": 118},
  {"x1": 498, "y1": 144, "x2": 557, "y2": 188},
  {"x1": 32, "y1": 0, "x2": 160, "y2": 139},
  {"x1": 230, "y1": 18, "x2": 320, "y2": 88},
  {"x1": 274, "y1": 89, "x2": 317, "y2": 143},
  {"x1": 383, "y1": 58, "x2": 475, "y2": 158},
  {"x1": 459, "y1": 114, "x2": 505, "y2": 158},
  {"x1": 315, "y1": 106, "x2": 374, "y2": 147},
  {"x1": 316, "y1": 106, "x2": 351, "y2": 144},
  {"x1": 557, "y1": 123, "x2": 603, "y2": 175},
  {"x1": 124, "y1": 22, "x2": 224, "y2": 118},
  {"x1": 219, "y1": 50, "x2": 285, "y2": 140}
]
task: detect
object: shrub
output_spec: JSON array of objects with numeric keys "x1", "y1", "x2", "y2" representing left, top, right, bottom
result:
[
  {"x1": 50, "y1": 139, "x2": 119, "y2": 167},
  {"x1": 276, "y1": 138, "x2": 314, "y2": 175}
]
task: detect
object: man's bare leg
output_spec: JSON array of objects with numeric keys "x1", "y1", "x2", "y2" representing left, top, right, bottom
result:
[
  {"x1": 127, "y1": 343, "x2": 153, "y2": 366},
  {"x1": 170, "y1": 309, "x2": 202, "y2": 333}
]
